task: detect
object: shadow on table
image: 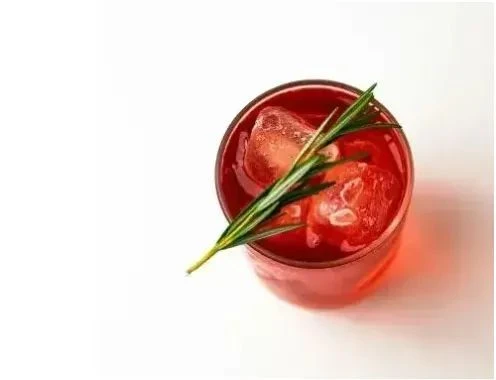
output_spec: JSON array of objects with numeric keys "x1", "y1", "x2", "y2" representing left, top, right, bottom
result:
[{"x1": 325, "y1": 180, "x2": 493, "y2": 342}]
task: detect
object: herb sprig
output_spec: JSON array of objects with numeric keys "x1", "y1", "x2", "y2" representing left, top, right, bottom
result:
[{"x1": 186, "y1": 83, "x2": 401, "y2": 274}]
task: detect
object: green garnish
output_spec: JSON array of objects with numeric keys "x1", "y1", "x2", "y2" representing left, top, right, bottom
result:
[{"x1": 186, "y1": 83, "x2": 401, "y2": 274}]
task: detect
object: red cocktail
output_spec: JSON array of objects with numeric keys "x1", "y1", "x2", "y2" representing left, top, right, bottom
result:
[{"x1": 216, "y1": 80, "x2": 413, "y2": 308}]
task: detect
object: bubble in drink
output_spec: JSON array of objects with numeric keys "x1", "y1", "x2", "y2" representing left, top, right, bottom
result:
[
  {"x1": 244, "y1": 106, "x2": 339, "y2": 186},
  {"x1": 307, "y1": 161, "x2": 401, "y2": 251}
]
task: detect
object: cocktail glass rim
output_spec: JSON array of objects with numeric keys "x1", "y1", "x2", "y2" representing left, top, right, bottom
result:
[{"x1": 215, "y1": 79, "x2": 414, "y2": 269}]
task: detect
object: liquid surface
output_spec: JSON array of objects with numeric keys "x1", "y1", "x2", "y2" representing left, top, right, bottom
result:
[{"x1": 218, "y1": 85, "x2": 408, "y2": 262}]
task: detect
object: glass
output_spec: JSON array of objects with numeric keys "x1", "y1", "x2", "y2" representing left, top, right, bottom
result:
[{"x1": 215, "y1": 80, "x2": 414, "y2": 308}]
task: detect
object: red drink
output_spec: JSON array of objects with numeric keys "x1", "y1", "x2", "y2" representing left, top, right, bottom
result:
[{"x1": 216, "y1": 80, "x2": 413, "y2": 308}]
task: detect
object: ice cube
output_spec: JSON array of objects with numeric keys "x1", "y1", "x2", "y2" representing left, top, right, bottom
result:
[
  {"x1": 338, "y1": 132, "x2": 389, "y2": 168},
  {"x1": 307, "y1": 161, "x2": 401, "y2": 251},
  {"x1": 260, "y1": 199, "x2": 309, "y2": 249},
  {"x1": 244, "y1": 106, "x2": 339, "y2": 186}
]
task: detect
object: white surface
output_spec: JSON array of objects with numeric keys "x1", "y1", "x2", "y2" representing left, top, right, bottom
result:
[{"x1": 0, "y1": 1, "x2": 493, "y2": 379}]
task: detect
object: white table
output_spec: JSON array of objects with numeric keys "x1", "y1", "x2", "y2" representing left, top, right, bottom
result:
[{"x1": 0, "y1": 2, "x2": 492, "y2": 379}]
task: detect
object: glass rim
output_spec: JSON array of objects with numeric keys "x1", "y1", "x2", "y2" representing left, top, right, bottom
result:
[{"x1": 215, "y1": 79, "x2": 414, "y2": 270}]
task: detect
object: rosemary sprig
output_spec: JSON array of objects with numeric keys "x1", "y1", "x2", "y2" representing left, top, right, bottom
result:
[{"x1": 186, "y1": 83, "x2": 401, "y2": 274}]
